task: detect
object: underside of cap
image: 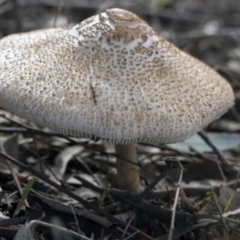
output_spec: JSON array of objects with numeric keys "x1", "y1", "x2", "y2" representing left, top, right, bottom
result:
[{"x1": 0, "y1": 9, "x2": 235, "y2": 144}]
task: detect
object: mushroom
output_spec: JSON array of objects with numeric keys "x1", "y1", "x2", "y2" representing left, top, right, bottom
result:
[{"x1": 0, "y1": 9, "x2": 234, "y2": 192}]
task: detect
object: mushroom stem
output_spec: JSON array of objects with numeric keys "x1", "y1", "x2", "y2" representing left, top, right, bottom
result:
[{"x1": 115, "y1": 144, "x2": 141, "y2": 193}]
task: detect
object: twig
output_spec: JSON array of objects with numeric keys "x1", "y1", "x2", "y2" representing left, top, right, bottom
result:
[
  {"x1": 0, "y1": 145, "x2": 29, "y2": 208},
  {"x1": 210, "y1": 187, "x2": 229, "y2": 232},
  {"x1": 53, "y1": 0, "x2": 64, "y2": 28},
  {"x1": 76, "y1": 175, "x2": 240, "y2": 227},
  {"x1": 27, "y1": 220, "x2": 91, "y2": 240},
  {"x1": 204, "y1": 208, "x2": 240, "y2": 225},
  {"x1": 121, "y1": 213, "x2": 135, "y2": 240},
  {"x1": 124, "y1": 230, "x2": 140, "y2": 240},
  {"x1": 168, "y1": 161, "x2": 184, "y2": 240},
  {"x1": 198, "y1": 131, "x2": 233, "y2": 171},
  {"x1": 0, "y1": 150, "x2": 154, "y2": 240},
  {"x1": 224, "y1": 170, "x2": 240, "y2": 213},
  {"x1": 69, "y1": 204, "x2": 82, "y2": 234},
  {"x1": 76, "y1": 156, "x2": 101, "y2": 186},
  {"x1": 139, "y1": 159, "x2": 174, "y2": 199},
  {"x1": 43, "y1": 161, "x2": 66, "y2": 187},
  {"x1": 190, "y1": 146, "x2": 227, "y2": 182}
]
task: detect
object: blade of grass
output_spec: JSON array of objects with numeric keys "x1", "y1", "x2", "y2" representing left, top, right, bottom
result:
[{"x1": 13, "y1": 178, "x2": 36, "y2": 217}]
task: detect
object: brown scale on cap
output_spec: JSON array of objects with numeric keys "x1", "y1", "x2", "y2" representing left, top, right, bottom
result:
[{"x1": 0, "y1": 9, "x2": 234, "y2": 192}]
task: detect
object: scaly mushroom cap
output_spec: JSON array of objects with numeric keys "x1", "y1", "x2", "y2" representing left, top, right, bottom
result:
[{"x1": 0, "y1": 9, "x2": 234, "y2": 144}]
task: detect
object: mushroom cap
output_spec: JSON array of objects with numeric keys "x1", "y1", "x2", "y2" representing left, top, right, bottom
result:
[{"x1": 0, "y1": 9, "x2": 234, "y2": 144}]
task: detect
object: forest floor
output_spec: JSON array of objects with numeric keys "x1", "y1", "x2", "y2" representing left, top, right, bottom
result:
[{"x1": 0, "y1": 0, "x2": 240, "y2": 239}]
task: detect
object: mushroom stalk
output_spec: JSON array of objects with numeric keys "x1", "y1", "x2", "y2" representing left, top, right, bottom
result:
[{"x1": 115, "y1": 144, "x2": 141, "y2": 193}]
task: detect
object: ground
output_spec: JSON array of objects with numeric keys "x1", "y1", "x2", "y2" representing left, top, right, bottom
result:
[{"x1": 0, "y1": 0, "x2": 240, "y2": 239}]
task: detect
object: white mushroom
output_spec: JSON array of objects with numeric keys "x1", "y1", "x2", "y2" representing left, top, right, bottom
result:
[{"x1": 0, "y1": 9, "x2": 234, "y2": 192}]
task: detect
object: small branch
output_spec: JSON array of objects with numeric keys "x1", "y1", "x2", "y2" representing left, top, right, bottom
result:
[
  {"x1": 190, "y1": 145, "x2": 227, "y2": 182},
  {"x1": 69, "y1": 204, "x2": 82, "y2": 234},
  {"x1": 198, "y1": 131, "x2": 234, "y2": 171},
  {"x1": 75, "y1": 175, "x2": 240, "y2": 227},
  {"x1": 139, "y1": 159, "x2": 174, "y2": 199},
  {"x1": 0, "y1": 150, "x2": 153, "y2": 240},
  {"x1": 0, "y1": 145, "x2": 29, "y2": 208},
  {"x1": 53, "y1": 0, "x2": 64, "y2": 28},
  {"x1": 210, "y1": 187, "x2": 229, "y2": 232},
  {"x1": 27, "y1": 220, "x2": 92, "y2": 240},
  {"x1": 76, "y1": 156, "x2": 101, "y2": 186},
  {"x1": 168, "y1": 161, "x2": 184, "y2": 240},
  {"x1": 121, "y1": 213, "x2": 135, "y2": 240}
]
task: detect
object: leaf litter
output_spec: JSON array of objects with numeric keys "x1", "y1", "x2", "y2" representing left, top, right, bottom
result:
[{"x1": 0, "y1": 0, "x2": 240, "y2": 239}]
